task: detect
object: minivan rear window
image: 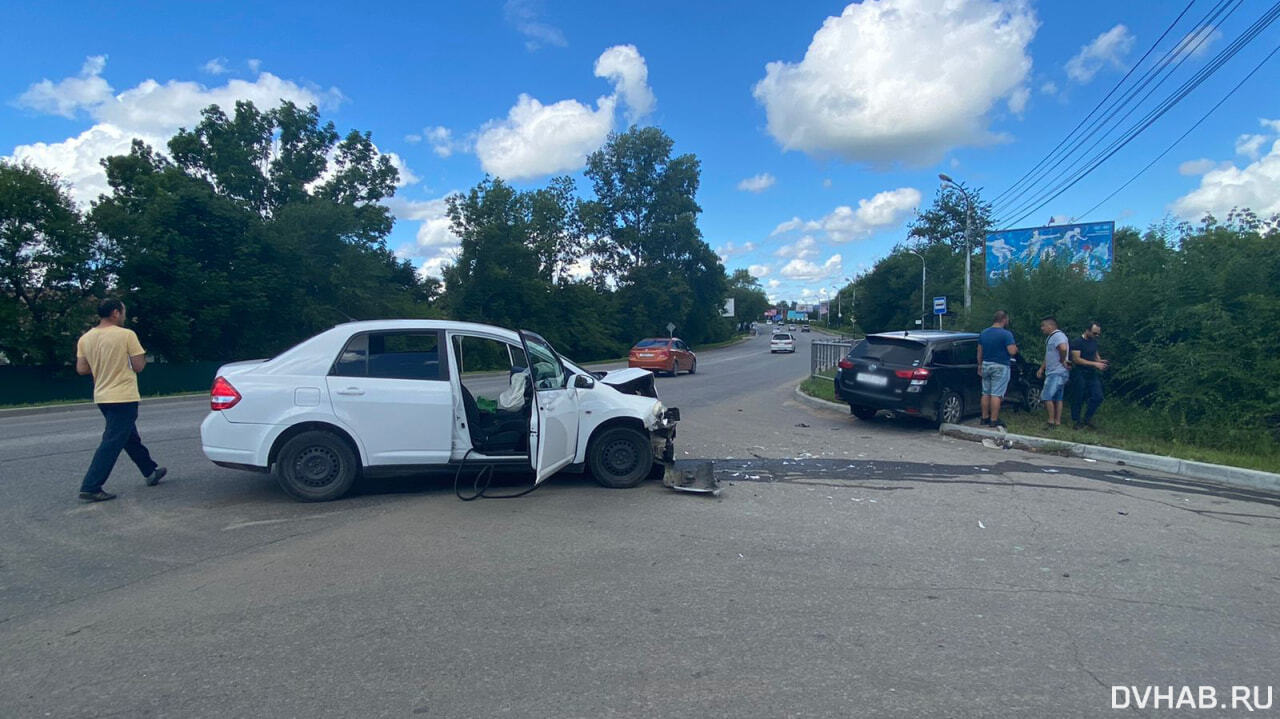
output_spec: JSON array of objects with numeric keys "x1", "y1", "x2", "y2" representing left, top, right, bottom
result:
[{"x1": 850, "y1": 337, "x2": 926, "y2": 365}]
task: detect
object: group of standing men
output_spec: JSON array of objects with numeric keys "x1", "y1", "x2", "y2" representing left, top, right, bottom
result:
[{"x1": 976, "y1": 310, "x2": 1108, "y2": 430}]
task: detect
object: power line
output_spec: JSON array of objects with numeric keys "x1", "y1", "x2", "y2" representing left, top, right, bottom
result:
[
  {"x1": 1071, "y1": 41, "x2": 1280, "y2": 223},
  {"x1": 996, "y1": 0, "x2": 1280, "y2": 227},
  {"x1": 989, "y1": 0, "x2": 1198, "y2": 208},
  {"x1": 993, "y1": 0, "x2": 1241, "y2": 221}
]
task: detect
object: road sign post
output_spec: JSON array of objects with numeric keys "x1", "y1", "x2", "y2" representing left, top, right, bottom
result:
[
  {"x1": 933, "y1": 297, "x2": 946, "y2": 330},
  {"x1": 666, "y1": 322, "x2": 676, "y2": 337}
]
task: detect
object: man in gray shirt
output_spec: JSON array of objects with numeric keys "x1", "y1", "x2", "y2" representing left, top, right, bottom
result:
[{"x1": 1036, "y1": 316, "x2": 1070, "y2": 428}]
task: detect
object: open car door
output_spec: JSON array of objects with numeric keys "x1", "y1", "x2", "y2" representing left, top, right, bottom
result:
[{"x1": 519, "y1": 330, "x2": 580, "y2": 484}]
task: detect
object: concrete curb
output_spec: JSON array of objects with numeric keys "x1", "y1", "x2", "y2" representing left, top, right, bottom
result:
[
  {"x1": 940, "y1": 422, "x2": 1280, "y2": 495},
  {"x1": 792, "y1": 384, "x2": 848, "y2": 412},
  {"x1": 0, "y1": 393, "x2": 207, "y2": 418}
]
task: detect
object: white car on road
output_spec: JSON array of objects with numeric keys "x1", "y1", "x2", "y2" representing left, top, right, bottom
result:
[
  {"x1": 770, "y1": 332, "x2": 797, "y2": 353},
  {"x1": 201, "y1": 320, "x2": 678, "y2": 501}
]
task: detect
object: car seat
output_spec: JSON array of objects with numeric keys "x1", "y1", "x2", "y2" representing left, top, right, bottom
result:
[{"x1": 459, "y1": 383, "x2": 528, "y2": 455}]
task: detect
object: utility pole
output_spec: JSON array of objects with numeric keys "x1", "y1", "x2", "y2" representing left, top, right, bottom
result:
[
  {"x1": 939, "y1": 173, "x2": 973, "y2": 312},
  {"x1": 907, "y1": 249, "x2": 926, "y2": 328}
]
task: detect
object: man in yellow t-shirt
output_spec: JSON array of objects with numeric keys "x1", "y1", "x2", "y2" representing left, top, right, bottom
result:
[{"x1": 75, "y1": 298, "x2": 167, "y2": 502}]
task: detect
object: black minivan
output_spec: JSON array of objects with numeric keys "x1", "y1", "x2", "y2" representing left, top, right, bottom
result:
[{"x1": 833, "y1": 331, "x2": 1039, "y2": 425}]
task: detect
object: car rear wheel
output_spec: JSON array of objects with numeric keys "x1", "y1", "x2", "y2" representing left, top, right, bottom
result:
[
  {"x1": 275, "y1": 430, "x2": 358, "y2": 502},
  {"x1": 587, "y1": 426, "x2": 653, "y2": 489},
  {"x1": 850, "y1": 405, "x2": 877, "y2": 421},
  {"x1": 938, "y1": 390, "x2": 964, "y2": 426},
  {"x1": 670, "y1": 359, "x2": 679, "y2": 376},
  {"x1": 689, "y1": 359, "x2": 697, "y2": 374}
]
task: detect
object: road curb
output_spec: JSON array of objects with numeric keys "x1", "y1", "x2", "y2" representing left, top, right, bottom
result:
[
  {"x1": 0, "y1": 393, "x2": 207, "y2": 418},
  {"x1": 940, "y1": 422, "x2": 1280, "y2": 495},
  {"x1": 792, "y1": 385, "x2": 847, "y2": 412}
]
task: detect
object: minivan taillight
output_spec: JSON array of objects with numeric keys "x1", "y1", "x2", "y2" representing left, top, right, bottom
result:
[
  {"x1": 894, "y1": 368, "x2": 931, "y2": 380},
  {"x1": 210, "y1": 376, "x2": 242, "y2": 411},
  {"x1": 838, "y1": 358, "x2": 855, "y2": 370}
]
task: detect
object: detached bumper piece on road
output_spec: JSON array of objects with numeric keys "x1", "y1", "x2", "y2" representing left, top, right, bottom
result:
[{"x1": 662, "y1": 460, "x2": 721, "y2": 496}]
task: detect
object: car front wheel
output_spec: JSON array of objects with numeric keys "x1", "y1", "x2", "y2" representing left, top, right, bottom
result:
[
  {"x1": 689, "y1": 359, "x2": 696, "y2": 375},
  {"x1": 275, "y1": 430, "x2": 359, "y2": 502},
  {"x1": 587, "y1": 426, "x2": 653, "y2": 489}
]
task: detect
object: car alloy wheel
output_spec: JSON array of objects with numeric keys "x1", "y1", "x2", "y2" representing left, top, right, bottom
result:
[{"x1": 940, "y1": 391, "x2": 964, "y2": 425}]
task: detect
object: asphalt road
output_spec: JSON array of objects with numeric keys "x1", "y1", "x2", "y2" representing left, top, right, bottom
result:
[{"x1": 1, "y1": 331, "x2": 1277, "y2": 718}]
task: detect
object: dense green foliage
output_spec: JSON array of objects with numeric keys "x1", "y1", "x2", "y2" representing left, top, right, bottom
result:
[{"x1": 1, "y1": 109, "x2": 732, "y2": 368}]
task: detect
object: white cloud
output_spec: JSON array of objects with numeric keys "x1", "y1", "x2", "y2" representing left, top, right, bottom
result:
[
  {"x1": 1039, "y1": 80, "x2": 1058, "y2": 95},
  {"x1": 504, "y1": 0, "x2": 568, "y2": 51},
  {"x1": 1172, "y1": 136, "x2": 1280, "y2": 219},
  {"x1": 16, "y1": 56, "x2": 113, "y2": 118},
  {"x1": 594, "y1": 45, "x2": 655, "y2": 122},
  {"x1": 748, "y1": 264, "x2": 771, "y2": 278},
  {"x1": 6, "y1": 57, "x2": 350, "y2": 205},
  {"x1": 387, "y1": 194, "x2": 464, "y2": 279},
  {"x1": 822, "y1": 178, "x2": 833, "y2": 188},
  {"x1": 247, "y1": 58, "x2": 262, "y2": 73},
  {"x1": 1066, "y1": 24, "x2": 1134, "y2": 84},
  {"x1": 753, "y1": 0, "x2": 1036, "y2": 165},
  {"x1": 419, "y1": 125, "x2": 468, "y2": 158},
  {"x1": 780, "y1": 254, "x2": 843, "y2": 282},
  {"x1": 773, "y1": 187, "x2": 921, "y2": 243},
  {"x1": 716, "y1": 241, "x2": 756, "y2": 260},
  {"x1": 1236, "y1": 134, "x2": 1267, "y2": 160},
  {"x1": 767, "y1": 279, "x2": 781, "y2": 289},
  {"x1": 737, "y1": 172, "x2": 776, "y2": 193},
  {"x1": 202, "y1": 57, "x2": 229, "y2": 75},
  {"x1": 1169, "y1": 25, "x2": 1221, "y2": 61},
  {"x1": 474, "y1": 45, "x2": 655, "y2": 180},
  {"x1": 1178, "y1": 158, "x2": 1217, "y2": 176},
  {"x1": 775, "y1": 236, "x2": 820, "y2": 260},
  {"x1": 404, "y1": 133, "x2": 422, "y2": 144},
  {"x1": 1007, "y1": 86, "x2": 1030, "y2": 115}
]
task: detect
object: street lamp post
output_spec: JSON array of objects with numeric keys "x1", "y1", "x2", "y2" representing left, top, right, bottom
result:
[
  {"x1": 906, "y1": 249, "x2": 926, "y2": 328},
  {"x1": 938, "y1": 173, "x2": 973, "y2": 312}
]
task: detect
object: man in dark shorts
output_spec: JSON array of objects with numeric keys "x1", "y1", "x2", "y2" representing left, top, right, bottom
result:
[{"x1": 1069, "y1": 321, "x2": 1108, "y2": 429}]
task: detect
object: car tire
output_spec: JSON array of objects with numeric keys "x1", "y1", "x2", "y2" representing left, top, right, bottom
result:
[
  {"x1": 689, "y1": 359, "x2": 697, "y2": 375},
  {"x1": 850, "y1": 405, "x2": 878, "y2": 421},
  {"x1": 938, "y1": 390, "x2": 964, "y2": 426},
  {"x1": 275, "y1": 430, "x2": 359, "y2": 502},
  {"x1": 1023, "y1": 384, "x2": 1044, "y2": 413},
  {"x1": 670, "y1": 359, "x2": 679, "y2": 377},
  {"x1": 587, "y1": 426, "x2": 653, "y2": 489}
]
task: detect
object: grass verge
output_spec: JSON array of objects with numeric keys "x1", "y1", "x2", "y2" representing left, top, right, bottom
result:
[
  {"x1": 0, "y1": 391, "x2": 206, "y2": 411},
  {"x1": 796, "y1": 379, "x2": 1280, "y2": 474}
]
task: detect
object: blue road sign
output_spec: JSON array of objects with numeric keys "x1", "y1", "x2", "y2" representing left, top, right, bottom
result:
[{"x1": 933, "y1": 296, "x2": 947, "y2": 315}]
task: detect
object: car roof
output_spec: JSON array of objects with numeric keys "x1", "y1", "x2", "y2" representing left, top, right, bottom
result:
[{"x1": 867, "y1": 330, "x2": 979, "y2": 343}]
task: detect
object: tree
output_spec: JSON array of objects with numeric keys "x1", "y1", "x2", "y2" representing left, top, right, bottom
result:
[
  {"x1": 907, "y1": 182, "x2": 995, "y2": 253},
  {"x1": 92, "y1": 101, "x2": 427, "y2": 362},
  {"x1": 0, "y1": 161, "x2": 105, "y2": 365},
  {"x1": 726, "y1": 268, "x2": 770, "y2": 325},
  {"x1": 581, "y1": 127, "x2": 728, "y2": 344}
]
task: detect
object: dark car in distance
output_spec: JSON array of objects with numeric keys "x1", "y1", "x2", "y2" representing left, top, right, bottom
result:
[{"x1": 833, "y1": 331, "x2": 1040, "y2": 425}]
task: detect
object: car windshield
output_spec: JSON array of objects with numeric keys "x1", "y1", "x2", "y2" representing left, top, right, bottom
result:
[
  {"x1": 634, "y1": 339, "x2": 669, "y2": 348},
  {"x1": 850, "y1": 337, "x2": 926, "y2": 365}
]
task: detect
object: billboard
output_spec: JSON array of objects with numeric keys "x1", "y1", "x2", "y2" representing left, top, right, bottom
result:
[
  {"x1": 984, "y1": 221, "x2": 1114, "y2": 285},
  {"x1": 787, "y1": 310, "x2": 808, "y2": 321}
]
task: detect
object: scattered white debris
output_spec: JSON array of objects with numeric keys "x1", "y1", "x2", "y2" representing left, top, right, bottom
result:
[
  {"x1": 868, "y1": 499, "x2": 878, "y2": 503},
  {"x1": 1043, "y1": 469, "x2": 1060, "y2": 473},
  {"x1": 978, "y1": 520, "x2": 986, "y2": 529},
  {"x1": 1083, "y1": 458, "x2": 1097, "y2": 463}
]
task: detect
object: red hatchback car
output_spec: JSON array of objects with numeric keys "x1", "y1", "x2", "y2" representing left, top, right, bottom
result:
[{"x1": 628, "y1": 337, "x2": 697, "y2": 376}]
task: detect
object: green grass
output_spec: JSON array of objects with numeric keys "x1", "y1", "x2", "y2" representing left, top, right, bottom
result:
[
  {"x1": 801, "y1": 375, "x2": 839, "y2": 403},
  {"x1": 997, "y1": 400, "x2": 1280, "y2": 474},
  {"x1": 0, "y1": 390, "x2": 206, "y2": 411}
]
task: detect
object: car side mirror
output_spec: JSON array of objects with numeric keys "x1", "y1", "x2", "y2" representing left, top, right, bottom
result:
[{"x1": 573, "y1": 374, "x2": 596, "y2": 390}]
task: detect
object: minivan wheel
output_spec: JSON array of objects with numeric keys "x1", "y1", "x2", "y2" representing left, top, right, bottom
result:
[
  {"x1": 1023, "y1": 385, "x2": 1043, "y2": 413},
  {"x1": 939, "y1": 390, "x2": 964, "y2": 426},
  {"x1": 850, "y1": 405, "x2": 878, "y2": 421},
  {"x1": 275, "y1": 430, "x2": 359, "y2": 502},
  {"x1": 587, "y1": 427, "x2": 653, "y2": 489}
]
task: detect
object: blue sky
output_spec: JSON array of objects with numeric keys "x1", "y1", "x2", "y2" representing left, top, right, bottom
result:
[{"x1": 3, "y1": 0, "x2": 1278, "y2": 305}]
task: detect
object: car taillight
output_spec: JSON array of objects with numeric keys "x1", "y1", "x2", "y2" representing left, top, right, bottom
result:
[
  {"x1": 894, "y1": 368, "x2": 931, "y2": 380},
  {"x1": 210, "y1": 376, "x2": 242, "y2": 411},
  {"x1": 838, "y1": 358, "x2": 855, "y2": 370}
]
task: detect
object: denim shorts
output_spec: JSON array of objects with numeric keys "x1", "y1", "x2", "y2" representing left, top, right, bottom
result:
[
  {"x1": 981, "y1": 362, "x2": 1010, "y2": 396},
  {"x1": 1041, "y1": 371, "x2": 1068, "y2": 401}
]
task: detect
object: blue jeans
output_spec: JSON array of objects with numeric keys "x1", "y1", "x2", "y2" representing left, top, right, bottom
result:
[
  {"x1": 981, "y1": 362, "x2": 1010, "y2": 397},
  {"x1": 80, "y1": 402, "x2": 157, "y2": 493},
  {"x1": 1041, "y1": 372, "x2": 1068, "y2": 402},
  {"x1": 1070, "y1": 374, "x2": 1104, "y2": 423}
]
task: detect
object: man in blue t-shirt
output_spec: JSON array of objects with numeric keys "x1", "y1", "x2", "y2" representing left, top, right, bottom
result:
[{"x1": 976, "y1": 310, "x2": 1018, "y2": 428}]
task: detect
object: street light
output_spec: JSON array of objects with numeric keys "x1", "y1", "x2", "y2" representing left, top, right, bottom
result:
[
  {"x1": 906, "y1": 249, "x2": 926, "y2": 328},
  {"x1": 938, "y1": 173, "x2": 973, "y2": 312}
]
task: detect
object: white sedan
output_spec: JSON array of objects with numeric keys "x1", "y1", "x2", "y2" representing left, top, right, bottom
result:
[
  {"x1": 770, "y1": 333, "x2": 797, "y2": 353},
  {"x1": 201, "y1": 320, "x2": 678, "y2": 501}
]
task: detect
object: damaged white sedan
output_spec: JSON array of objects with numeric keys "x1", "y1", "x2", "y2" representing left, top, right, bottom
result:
[{"x1": 200, "y1": 320, "x2": 679, "y2": 501}]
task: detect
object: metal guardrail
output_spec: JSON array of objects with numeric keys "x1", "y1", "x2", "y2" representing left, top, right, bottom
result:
[{"x1": 810, "y1": 339, "x2": 855, "y2": 378}]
